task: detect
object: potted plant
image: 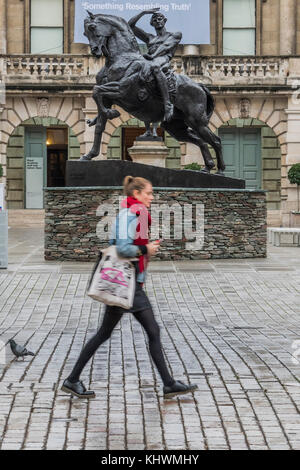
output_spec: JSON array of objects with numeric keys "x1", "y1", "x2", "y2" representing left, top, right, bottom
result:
[
  {"x1": 288, "y1": 163, "x2": 300, "y2": 213},
  {"x1": 0, "y1": 163, "x2": 3, "y2": 182}
]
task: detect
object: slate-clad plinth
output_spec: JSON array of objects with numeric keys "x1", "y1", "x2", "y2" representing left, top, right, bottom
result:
[
  {"x1": 44, "y1": 187, "x2": 266, "y2": 261},
  {"x1": 66, "y1": 160, "x2": 245, "y2": 189},
  {"x1": 43, "y1": 160, "x2": 266, "y2": 262}
]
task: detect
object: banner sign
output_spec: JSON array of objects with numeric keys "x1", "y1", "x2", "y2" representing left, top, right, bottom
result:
[{"x1": 74, "y1": 0, "x2": 210, "y2": 45}]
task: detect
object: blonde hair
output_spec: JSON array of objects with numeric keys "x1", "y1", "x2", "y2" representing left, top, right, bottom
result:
[{"x1": 123, "y1": 175, "x2": 152, "y2": 196}]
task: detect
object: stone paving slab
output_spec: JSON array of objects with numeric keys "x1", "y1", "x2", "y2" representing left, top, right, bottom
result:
[{"x1": 0, "y1": 228, "x2": 300, "y2": 450}]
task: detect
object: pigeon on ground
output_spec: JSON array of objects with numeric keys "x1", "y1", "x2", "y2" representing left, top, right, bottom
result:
[{"x1": 9, "y1": 339, "x2": 35, "y2": 361}]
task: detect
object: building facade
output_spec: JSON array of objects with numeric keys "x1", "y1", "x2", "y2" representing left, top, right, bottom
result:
[{"x1": 0, "y1": 0, "x2": 300, "y2": 226}]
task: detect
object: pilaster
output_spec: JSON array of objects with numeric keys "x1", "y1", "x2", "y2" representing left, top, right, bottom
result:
[
  {"x1": 280, "y1": 0, "x2": 296, "y2": 55},
  {"x1": 0, "y1": 0, "x2": 7, "y2": 54}
]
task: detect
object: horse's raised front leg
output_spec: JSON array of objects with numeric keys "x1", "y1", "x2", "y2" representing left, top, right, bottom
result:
[
  {"x1": 93, "y1": 84, "x2": 120, "y2": 120},
  {"x1": 80, "y1": 113, "x2": 107, "y2": 161},
  {"x1": 80, "y1": 92, "x2": 111, "y2": 161},
  {"x1": 94, "y1": 63, "x2": 141, "y2": 103}
]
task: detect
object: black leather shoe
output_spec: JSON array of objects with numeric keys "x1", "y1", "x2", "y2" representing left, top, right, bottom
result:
[
  {"x1": 61, "y1": 379, "x2": 96, "y2": 399},
  {"x1": 163, "y1": 380, "x2": 198, "y2": 399}
]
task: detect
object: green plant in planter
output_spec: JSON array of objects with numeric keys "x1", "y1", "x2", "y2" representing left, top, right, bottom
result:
[
  {"x1": 288, "y1": 163, "x2": 300, "y2": 212},
  {"x1": 0, "y1": 163, "x2": 3, "y2": 179},
  {"x1": 184, "y1": 163, "x2": 202, "y2": 171}
]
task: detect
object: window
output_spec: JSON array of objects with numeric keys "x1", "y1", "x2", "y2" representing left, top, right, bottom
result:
[
  {"x1": 31, "y1": 0, "x2": 64, "y2": 54},
  {"x1": 223, "y1": 0, "x2": 256, "y2": 55}
]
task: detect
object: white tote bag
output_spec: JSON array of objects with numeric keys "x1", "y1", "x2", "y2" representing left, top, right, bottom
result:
[{"x1": 87, "y1": 245, "x2": 138, "y2": 309}]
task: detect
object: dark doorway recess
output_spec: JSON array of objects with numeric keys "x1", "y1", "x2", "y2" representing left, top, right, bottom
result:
[
  {"x1": 46, "y1": 127, "x2": 68, "y2": 187},
  {"x1": 122, "y1": 127, "x2": 164, "y2": 161}
]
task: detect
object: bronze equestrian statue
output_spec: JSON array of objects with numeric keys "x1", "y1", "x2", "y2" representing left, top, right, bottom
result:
[{"x1": 81, "y1": 9, "x2": 225, "y2": 175}]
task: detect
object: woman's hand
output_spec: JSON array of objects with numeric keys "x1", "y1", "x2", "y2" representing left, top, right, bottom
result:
[{"x1": 146, "y1": 240, "x2": 160, "y2": 257}]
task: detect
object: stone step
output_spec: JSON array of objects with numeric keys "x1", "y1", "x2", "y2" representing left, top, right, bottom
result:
[{"x1": 8, "y1": 210, "x2": 45, "y2": 228}]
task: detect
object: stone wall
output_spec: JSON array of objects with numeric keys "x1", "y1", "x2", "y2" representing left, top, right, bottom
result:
[{"x1": 44, "y1": 188, "x2": 267, "y2": 261}]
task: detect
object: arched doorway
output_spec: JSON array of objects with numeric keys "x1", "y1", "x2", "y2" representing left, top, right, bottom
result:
[
  {"x1": 218, "y1": 118, "x2": 282, "y2": 211},
  {"x1": 6, "y1": 117, "x2": 80, "y2": 209}
]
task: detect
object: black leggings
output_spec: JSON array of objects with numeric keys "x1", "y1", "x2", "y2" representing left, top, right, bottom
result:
[{"x1": 67, "y1": 306, "x2": 175, "y2": 387}]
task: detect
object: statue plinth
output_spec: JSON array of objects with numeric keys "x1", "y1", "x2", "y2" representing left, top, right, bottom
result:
[
  {"x1": 128, "y1": 140, "x2": 170, "y2": 168},
  {"x1": 66, "y1": 160, "x2": 246, "y2": 189}
]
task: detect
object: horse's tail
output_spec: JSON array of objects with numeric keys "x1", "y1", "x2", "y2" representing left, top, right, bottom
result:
[{"x1": 200, "y1": 84, "x2": 215, "y2": 120}]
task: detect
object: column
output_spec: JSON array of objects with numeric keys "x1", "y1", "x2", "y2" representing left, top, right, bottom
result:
[
  {"x1": 0, "y1": 0, "x2": 7, "y2": 54},
  {"x1": 280, "y1": 0, "x2": 296, "y2": 55}
]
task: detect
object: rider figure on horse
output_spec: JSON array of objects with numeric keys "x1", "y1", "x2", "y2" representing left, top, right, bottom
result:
[{"x1": 129, "y1": 8, "x2": 182, "y2": 122}]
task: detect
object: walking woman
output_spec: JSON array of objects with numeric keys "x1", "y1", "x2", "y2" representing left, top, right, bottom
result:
[{"x1": 62, "y1": 176, "x2": 198, "y2": 399}]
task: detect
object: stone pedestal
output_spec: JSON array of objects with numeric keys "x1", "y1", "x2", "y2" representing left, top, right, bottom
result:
[{"x1": 128, "y1": 140, "x2": 170, "y2": 168}]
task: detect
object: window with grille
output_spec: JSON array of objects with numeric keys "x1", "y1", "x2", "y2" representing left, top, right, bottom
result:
[
  {"x1": 30, "y1": 0, "x2": 64, "y2": 54},
  {"x1": 223, "y1": 0, "x2": 256, "y2": 55}
]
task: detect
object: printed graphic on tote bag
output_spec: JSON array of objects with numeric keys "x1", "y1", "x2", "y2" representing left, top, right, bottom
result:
[
  {"x1": 96, "y1": 256, "x2": 134, "y2": 300},
  {"x1": 100, "y1": 268, "x2": 129, "y2": 287}
]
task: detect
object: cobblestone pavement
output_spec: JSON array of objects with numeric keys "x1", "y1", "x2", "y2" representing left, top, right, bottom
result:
[{"x1": 0, "y1": 228, "x2": 300, "y2": 450}]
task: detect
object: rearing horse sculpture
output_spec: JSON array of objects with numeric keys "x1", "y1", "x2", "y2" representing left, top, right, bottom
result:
[{"x1": 81, "y1": 11, "x2": 225, "y2": 175}]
